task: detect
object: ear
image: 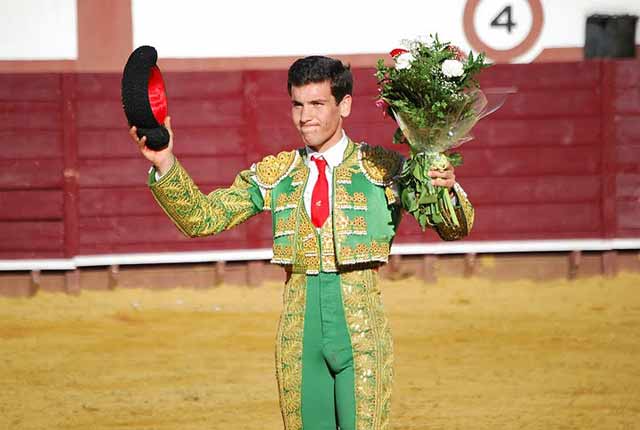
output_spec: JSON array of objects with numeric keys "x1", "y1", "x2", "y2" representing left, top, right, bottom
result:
[{"x1": 339, "y1": 94, "x2": 352, "y2": 118}]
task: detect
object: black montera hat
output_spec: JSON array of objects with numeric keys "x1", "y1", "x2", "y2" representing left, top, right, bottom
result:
[{"x1": 121, "y1": 45, "x2": 170, "y2": 150}]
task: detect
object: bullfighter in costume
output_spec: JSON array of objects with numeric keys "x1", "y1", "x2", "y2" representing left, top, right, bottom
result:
[{"x1": 129, "y1": 56, "x2": 473, "y2": 430}]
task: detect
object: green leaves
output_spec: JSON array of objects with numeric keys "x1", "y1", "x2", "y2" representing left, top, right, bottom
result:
[{"x1": 400, "y1": 153, "x2": 460, "y2": 231}]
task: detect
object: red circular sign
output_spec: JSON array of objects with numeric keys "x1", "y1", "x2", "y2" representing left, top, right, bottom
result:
[{"x1": 464, "y1": 0, "x2": 544, "y2": 62}]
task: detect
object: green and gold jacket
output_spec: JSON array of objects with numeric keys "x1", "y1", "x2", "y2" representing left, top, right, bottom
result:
[{"x1": 149, "y1": 139, "x2": 474, "y2": 274}]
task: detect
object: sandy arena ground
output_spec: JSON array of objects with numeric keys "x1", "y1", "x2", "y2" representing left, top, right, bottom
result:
[{"x1": 1, "y1": 273, "x2": 639, "y2": 430}]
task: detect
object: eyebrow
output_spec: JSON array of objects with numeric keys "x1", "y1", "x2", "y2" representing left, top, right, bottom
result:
[{"x1": 291, "y1": 98, "x2": 328, "y2": 105}]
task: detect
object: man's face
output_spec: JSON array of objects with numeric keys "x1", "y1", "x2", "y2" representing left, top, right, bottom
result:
[{"x1": 290, "y1": 81, "x2": 351, "y2": 151}]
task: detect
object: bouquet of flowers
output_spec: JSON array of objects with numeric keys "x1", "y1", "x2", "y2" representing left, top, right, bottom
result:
[{"x1": 375, "y1": 35, "x2": 492, "y2": 231}]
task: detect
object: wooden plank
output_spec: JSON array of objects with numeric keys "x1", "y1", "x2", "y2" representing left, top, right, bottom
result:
[
  {"x1": 0, "y1": 74, "x2": 61, "y2": 101},
  {"x1": 351, "y1": 67, "x2": 382, "y2": 96},
  {"x1": 251, "y1": 70, "x2": 289, "y2": 98},
  {"x1": 617, "y1": 201, "x2": 640, "y2": 230},
  {"x1": 77, "y1": 156, "x2": 247, "y2": 188},
  {"x1": 478, "y1": 62, "x2": 601, "y2": 89},
  {"x1": 0, "y1": 131, "x2": 63, "y2": 159},
  {"x1": 0, "y1": 250, "x2": 64, "y2": 259},
  {"x1": 0, "y1": 101, "x2": 61, "y2": 130},
  {"x1": 470, "y1": 203, "x2": 602, "y2": 234},
  {"x1": 0, "y1": 159, "x2": 63, "y2": 189},
  {"x1": 471, "y1": 117, "x2": 601, "y2": 147},
  {"x1": 79, "y1": 187, "x2": 160, "y2": 216},
  {"x1": 62, "y1": 74, "x2": 79, "y2": 258},
  {"x1": 614, "y1": 59, "x2": 640, "y2": 89},
  {"x1": 77, "y1": 127, "x2": 246, "y2": 159},
  {"x1": 78, "y1": 214, "x2": 248, "y2": 245},
  {"x1": 616, "y1": 144, "x2": 640, "y2": 172},
  {"x1": 0, "y1": 190, "x2": 63, "y2": 220},
  {"x1": 489, "y1": 89, "x2": 600, "y2": 118},
  {"x1": 462, "y1": 176, "x2": 601, "y2": 205},
  {"x1": 164, "y1": 72, "x2": 244, "y2": 99},
  {"x1": 75, "y1": 99, "x2": 245, "y2": 129},
  {"x1": 617, "y1": 174, "x2": 640, "y2": 199},
  {"x1": 601, "y1": 62, "x2": 618, "y2": 239},
  {"x1": 613, "y1": 87, "x2": 640, "y2": 114},
  {"x1": 459, "y1": 146, "x2": 600, "y2": 177},
  {"x1": 568, "y1": 250, "x2": 581, "y2": 280},
  {"x1": 616, "y1": 116, "x2": 640, "y2": 144},
  {"x1": 0, "y1": 221, "x2": 64, "y2": 251},
  {"x1": 75, "y1": 72, "x2": 244, "y2": 100}
]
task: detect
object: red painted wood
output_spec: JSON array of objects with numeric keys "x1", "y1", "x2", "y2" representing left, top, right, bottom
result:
[
  {"x1": 77, "y1": 127, "x2": 246, "y2": 159},
  {"x1": 2, "y1": 60, "x2": 640, "y2": 260},
  {"x1": 1, "y1": 101, "x2": 61, "y2": 130},
  {"x1": 614, "y1": 59, "x2": 640, "y2": 89},
  {"x1": 0, "y1": 221, "x2": 64, "y2": 251},
  {"x1": 614, "y1": 88, "x2": 640, "y2": 113},
  {"x1": 0, "y1": 74, "x2": 61, "y2": 101},
  {"x1": 0, "y1": 190, "x2": 63, "y2": 220},
  {"x1": 0, "y1": 131, "x2": 63, "y2": 159},
  {"x1": 62, "y1": 74, "x2": 79, "y2": 258},
  {"x1": 0, "y1": 159, "x2": 63, "y2": 189},
  {"x1": 463, "y1": 176, "x2": 601, "y2": 204},
  {"x1": 616, "y1": 116, "x2": 640, "y2": 144},
  {"x1": 459, "y1": 146, "x2": 601, "y2": 177},
  {"x1": 77, "y1": 156, "x2": 246, "y2": 188},
  {"x1": 600, "y1": 61, "x2": 618, "y2": 239},
  {"x1": 479, "y1": 62, "x2": 601, "y2": 89}
]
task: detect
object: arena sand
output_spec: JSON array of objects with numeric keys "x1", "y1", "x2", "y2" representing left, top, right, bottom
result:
[{"x1": 1, "y1": 274, "x2": 639, "y2": 430}]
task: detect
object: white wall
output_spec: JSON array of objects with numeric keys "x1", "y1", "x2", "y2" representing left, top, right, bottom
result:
[
  {"x1": 0, "y1": 0, "x2": 638, "y2": 62},
  {"x1": 132, "y1": 0, "x2": 640, "y2": 63},
  {"x1": 0, "y1": 0, "x2": 77, "y2": 60}
]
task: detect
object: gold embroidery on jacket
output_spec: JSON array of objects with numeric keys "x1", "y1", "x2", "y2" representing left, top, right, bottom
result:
[
  {"x1": 335, "y1": 185, "x2": 368, "y2": 211},
  {"x1": 358, "y1": 144, "x2": 403, "y2": 186},
  {"x1": 275, "y1": 215, "x2": 296, "y2": 238},
  {"x1": 150, "y1": 159, "x2": 261, "y2": 238},
  {"x1": 254, "y1": 150, "x2": 299, "y2": 189}
]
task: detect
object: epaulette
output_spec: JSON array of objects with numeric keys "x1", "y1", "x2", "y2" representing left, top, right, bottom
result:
[
  {"x1": 357, "y1": 143, "x2": 404, "y2": 186},
  {"x1": 252, "y1": 150, "x2": 300, "y2": 189}
]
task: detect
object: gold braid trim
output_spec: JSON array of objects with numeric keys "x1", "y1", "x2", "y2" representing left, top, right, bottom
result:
[
  {"x1": 435, "y1": 182, "x2": 475, "y2": 241},
  {"x1": 252, "y1": 150, "x2": 300, "y2": 189},
  {"x1": 358, "y1": 143, "x2": 404, "y2": 186},
  {"x1": 275, "y1": 273, "x2": 307, "y2": 430},
  {"x1": 341, "y1": 270, "x2": 394, "y2": 430},
  {"x1": 149, "y1": 159, "x2": 261, "y2": 238}
]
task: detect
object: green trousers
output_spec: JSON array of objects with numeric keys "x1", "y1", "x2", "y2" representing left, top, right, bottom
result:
[
  {"x1": 301, "y1": 272, "x2": 356, "y2": 430},
  {"x1": 276, "y1": 269, "x2": 394, "y2": 430}
]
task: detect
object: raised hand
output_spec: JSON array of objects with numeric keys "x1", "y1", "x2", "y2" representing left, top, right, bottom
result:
[{"x1": 129, "y1": 116, "x2": 175, "y2": 175}]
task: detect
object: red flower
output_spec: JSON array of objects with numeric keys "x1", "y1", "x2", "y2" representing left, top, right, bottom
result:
[
  {"x1": 389, "y1": 48, "x2": 408, "y2": 58},
  {"x1": 375, "y1": 98, "x2": 390, "y2": 117},
  {"x1": 447, "y1": 45, "x2": 467, "y2": 61}
]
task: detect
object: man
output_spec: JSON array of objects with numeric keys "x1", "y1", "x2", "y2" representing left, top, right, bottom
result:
[{"x1": 129, "y1": 56, "x2": 473, "y2": 430}]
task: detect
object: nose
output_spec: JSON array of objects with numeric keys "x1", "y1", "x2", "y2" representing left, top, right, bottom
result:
[{"x1": 300, "y1": 105, "x2": 312, "y2": 123}]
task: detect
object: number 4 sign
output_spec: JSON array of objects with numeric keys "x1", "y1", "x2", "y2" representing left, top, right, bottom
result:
[{"x1": 464, "y1": 0, "x2": 544, "y2": 62}]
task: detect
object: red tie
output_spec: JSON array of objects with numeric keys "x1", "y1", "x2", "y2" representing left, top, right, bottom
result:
[{"x1": 311, "y1": 157, "x2": 329, "y2": 228}]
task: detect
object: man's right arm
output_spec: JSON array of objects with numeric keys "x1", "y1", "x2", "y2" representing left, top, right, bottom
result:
[
  {"x1": 148, "y1": 159, "x2": 265, "y2": 238},
  {"x1": 130, "y1": 117, "x2": 265, "y2": 238}
]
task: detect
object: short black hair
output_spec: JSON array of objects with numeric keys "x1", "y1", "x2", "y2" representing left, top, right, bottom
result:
[{"x1": 287, "y1": 56, "x2": 353, "y2": 103}]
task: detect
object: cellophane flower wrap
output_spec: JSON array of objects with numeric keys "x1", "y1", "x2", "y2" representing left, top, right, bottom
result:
[{"x1": 375, "y1": 35, "x2": 490, "y2": 231}]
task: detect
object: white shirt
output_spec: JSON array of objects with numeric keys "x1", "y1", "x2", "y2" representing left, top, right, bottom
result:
[{"x1": 302, "y1": 131, "x2": 349, "y2": 219}]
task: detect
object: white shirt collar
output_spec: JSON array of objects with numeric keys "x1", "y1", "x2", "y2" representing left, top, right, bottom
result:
[{"x1": 305, "y1": 130, "x2": 348, "y2": 169}]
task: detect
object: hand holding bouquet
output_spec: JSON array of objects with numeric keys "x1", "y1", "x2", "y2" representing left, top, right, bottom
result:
[{"x1": 375, "y1": 35, "x2": 493, "y2": 231}]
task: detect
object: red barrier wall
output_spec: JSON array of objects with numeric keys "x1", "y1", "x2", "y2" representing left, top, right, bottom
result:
[{"x1": 1, "y1": 60, "x2": 638, "y2": 259}]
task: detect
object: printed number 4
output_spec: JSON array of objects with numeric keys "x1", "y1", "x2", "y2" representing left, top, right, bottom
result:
[{"x1": 491, "y1": 5, "x2": 517, "y2": 33}]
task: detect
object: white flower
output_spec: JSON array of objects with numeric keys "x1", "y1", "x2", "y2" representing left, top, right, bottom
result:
[
  {"x1": 395, "y1": 52, "x2": 415, "y2": 70},
  {"x1": 442, "y1": 59, "x2": 464, "y2": 78}
]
